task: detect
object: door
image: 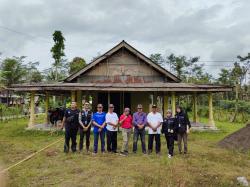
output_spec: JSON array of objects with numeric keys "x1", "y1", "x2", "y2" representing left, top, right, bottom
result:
[
  {"x1": 110, "y1": 92, "x2": 121, "y2": 115},
  {"x1": 97, "y1": 92, "x2": 108, "y2": 112},
  {"x1": 97, "y1": 92, "x2": 131, "y2": 115}
]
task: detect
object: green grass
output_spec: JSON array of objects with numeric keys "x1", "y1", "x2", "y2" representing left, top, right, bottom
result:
[{"x1": 0, "y1": 117, "x2": 249, "y2": 187}]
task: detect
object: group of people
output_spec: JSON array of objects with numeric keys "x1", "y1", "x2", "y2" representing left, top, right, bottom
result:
[{"x1": 62, "y1": 101, "x2": 191, "y2": 158}]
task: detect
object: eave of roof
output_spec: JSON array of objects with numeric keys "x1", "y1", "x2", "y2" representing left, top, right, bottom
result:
[{"x1": 8, "y1": 82, "x2": 233, "y2": 93}]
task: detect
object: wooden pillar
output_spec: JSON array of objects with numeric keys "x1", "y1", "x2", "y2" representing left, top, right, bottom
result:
[
  {"x1": 44, "y1": 91, "x2": 49, "y2": 124},
  {"x1": 28, "y1": 91, "x2": 35, "y2": 128},
  {"x1": 77, "y1": 90, "x2": 82, "y2": 110},
  {"x1": 62, "y1": 95, "x2": 67, "y2": 108},
  {"x1": 171, "y1": 92, "x2": 176, "y2": 116},
  {"x1": 208, "y1": 92, "x2": 215, "y2": 127},
  {"x1": 164, "y1": 94, "x2": 169, "y2": 117},
  {"x1": 193, "y1": 92, "x2": 198, "y2": 123},
  {"x1": 71, "y1": 91, "x2": 76, "y2": 102}
]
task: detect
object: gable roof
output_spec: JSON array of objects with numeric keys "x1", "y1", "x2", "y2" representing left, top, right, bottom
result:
[{"x1": 65, "y1": 40, "x2": 181, "y2": 83}]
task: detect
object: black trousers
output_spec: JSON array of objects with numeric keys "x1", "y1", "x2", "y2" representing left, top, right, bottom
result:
[
  {"x1": 79, "y1": 127, "x2": 91, "y2": 151},
  {"x1": 165, "y1": 134, "x2": 174, "y2": 156},
  {"x1": 64, "y1": 127, "x2": 78, "y2": 153},
  {"x1": 148, "y1": 134, "x2": 161, "y2": 153},
  {"x1": 106, "y1": 130, "x2": 117, "y2": 152}
]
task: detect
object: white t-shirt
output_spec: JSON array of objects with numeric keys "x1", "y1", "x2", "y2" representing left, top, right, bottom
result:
[
  {"x1": 147, "y1": 112, "x2": 163, "y2": 134},
  {"x1": 105, "y1": 112, "x2": 119, "y2": 131}
]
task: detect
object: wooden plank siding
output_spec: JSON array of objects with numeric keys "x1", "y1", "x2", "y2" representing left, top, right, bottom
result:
[{"x1": 77, "y1": 48, "x2": 168, "y2": 84}]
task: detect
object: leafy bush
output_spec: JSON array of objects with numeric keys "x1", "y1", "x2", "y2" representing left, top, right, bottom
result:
[
  {"x1": 0, "y1": 103, "x2": 24, "y2": 120},
  {"x1": 218, "y1": 100, "x2": 250, "y2": 114}
]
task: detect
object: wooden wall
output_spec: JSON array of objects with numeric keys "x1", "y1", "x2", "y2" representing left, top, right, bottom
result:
[{"x1": 77, "y1": 48, "x2": 167, "y2": 83}]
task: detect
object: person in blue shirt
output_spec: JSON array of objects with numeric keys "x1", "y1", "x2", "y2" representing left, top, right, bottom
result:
[{"x1": 92, "y1": 103, "x2": 106, "y2": 154}]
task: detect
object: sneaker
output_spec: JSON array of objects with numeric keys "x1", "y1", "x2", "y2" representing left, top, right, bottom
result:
[
  {"x1": 168, "y1": 154, "x2": 172, "y2": 158},
  {"x1": 92, "y1": 152, "x2": 97, "y2": 156}
]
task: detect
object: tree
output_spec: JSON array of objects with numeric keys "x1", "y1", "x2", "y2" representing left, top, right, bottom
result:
[
  {"x1": 50, "y1": 30, "x2": 65, "y2": 81},
  {"x1": 23, "y1": 61, "x2": 43, "y2": 83},
  {"x1": 158, "y1": 53, "x2": 199, "y2": 81},
  {"x1": 230, "y1": 62, "x2": 248, "y2": 122},
  {"x1": 0, "y1": 70, "x2": 5, "y2": 89},
  {"x1": 150, "y1": 53, "x2": 201, "y2": 81},
  {"x1": 150, "y1": 54, "x2": 165, "y2": 66},
  {"x1": 0, "y1": 56, "x2": 26, "y2": 105},
  {"x1": 0, "y1": 56, "x2": 26, "y2": 86},
  {"x1": 68, "y1": 57, "x2": 86, "y2": 74},
  {"x1": 43, "y1": 60, "x2": 68, "y2": 82},
  {"x1": 217, "y1": 69, "x2": 233, "y2": 85},
  {"x1": 237, "y1": 53, "x2": 250, "y2": 84}
]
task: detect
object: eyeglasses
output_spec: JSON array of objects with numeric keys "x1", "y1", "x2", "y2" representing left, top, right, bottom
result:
[
  {"x1": 137, "y1": 108, "x2": 142, "y2": 109},
  {"x1": 97, "y1": 106, "x2": 103, "y2": 108}
]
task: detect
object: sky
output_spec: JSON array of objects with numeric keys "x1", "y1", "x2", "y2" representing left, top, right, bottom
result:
[{"x1": 0, "y1": 0, "x2": 250, "y2": 78}]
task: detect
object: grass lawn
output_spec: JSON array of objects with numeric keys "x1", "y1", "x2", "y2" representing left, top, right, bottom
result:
[{"x1": 0, "y1": 117, "x2": 249, "y2": 187}]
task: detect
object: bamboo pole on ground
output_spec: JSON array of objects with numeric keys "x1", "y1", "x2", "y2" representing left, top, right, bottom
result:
[{"x1": 0, "y1": 138, "x2": 63, "y2": 173}]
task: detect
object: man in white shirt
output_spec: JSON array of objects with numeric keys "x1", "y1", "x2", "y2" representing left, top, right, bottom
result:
[
  {"x1": 147, "y1": 104, "x2": 163, "y2": 154},
  {"x1": 105, "y1": 104, "x2": 119, "y2": 153}
]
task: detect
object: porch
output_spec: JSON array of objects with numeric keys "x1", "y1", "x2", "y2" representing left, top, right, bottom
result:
[{"x1": 21, "y1": 89, "x2": 218, "y2": 131}]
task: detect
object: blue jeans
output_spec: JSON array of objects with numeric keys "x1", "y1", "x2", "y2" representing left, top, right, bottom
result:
[
  {"x1": 133, "y1": 128, "x2": 146, "y2": 153},
  {"x1": 93, "y1": 130, "x2": 105, "y2": 153}
]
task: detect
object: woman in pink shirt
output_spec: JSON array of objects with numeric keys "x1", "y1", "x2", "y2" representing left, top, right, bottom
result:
[{"x1": 119, "y1": 108, "x2": 133, "y2": 156}]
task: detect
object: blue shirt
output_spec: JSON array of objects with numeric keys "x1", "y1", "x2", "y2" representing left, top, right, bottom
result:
[{"x1": 92, "y1": 112, "x2": 106, "y2": 133}]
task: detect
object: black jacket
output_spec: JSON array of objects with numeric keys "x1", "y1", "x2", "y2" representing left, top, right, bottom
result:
[
  {"x1": 79, "y1": 110, "x2": 92, "y2": 129},
  {"x1": 175, "y1": 111, "x2": 191, "y2": 134},
  {"x1": 64, "y1": 109, "x2": 80, "y2": 130},
  {"x1": 162, "y1": 117, "x2": 176, "y2": 136}
]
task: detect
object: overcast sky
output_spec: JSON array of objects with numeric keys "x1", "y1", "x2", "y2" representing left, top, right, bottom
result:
[{"x1": 0, "y1": 0, "x2": 250, "y2": 77}]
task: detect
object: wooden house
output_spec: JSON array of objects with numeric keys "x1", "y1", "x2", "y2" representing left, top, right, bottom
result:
[{"x1": 9, "y1": 41, "x2": 232, "y2": 128}]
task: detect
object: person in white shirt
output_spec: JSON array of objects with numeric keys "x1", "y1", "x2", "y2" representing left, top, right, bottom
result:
[
  {"x1": 147, "y1": 104, "x2": 163, "y2": 154},
  {"x1": 105, "y1": 104, "x2": 119, "y2": 153}
]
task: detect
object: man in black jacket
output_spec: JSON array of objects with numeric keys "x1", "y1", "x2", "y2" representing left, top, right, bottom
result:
[
  {"x1": 175, "y1": 106, "x2": 191, "y2": 154},
  {"x1": 78, "y1": 102, "x2": 92, "y2": 153},
  {"x1": 162, "y1": 109, "x2": 176, "y2": 158},
  {"x1": 62, "y1": 101, "x2": 80, "y2": 153}
]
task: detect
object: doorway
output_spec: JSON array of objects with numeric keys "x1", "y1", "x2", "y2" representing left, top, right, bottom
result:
[{"x1": 97, "y1": 92, "x2": 131, "y2": 115}]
